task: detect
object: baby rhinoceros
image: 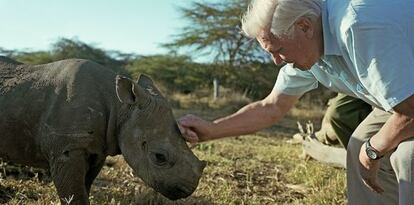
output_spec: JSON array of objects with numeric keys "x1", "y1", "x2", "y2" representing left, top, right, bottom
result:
[{"x1": 0, "y1": 57, "x2": 206, "y2": 204}]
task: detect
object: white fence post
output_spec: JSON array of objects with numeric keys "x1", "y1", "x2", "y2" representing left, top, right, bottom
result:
[{"x1": 213, "y1": 78, "x2": 219, "y2": 100}]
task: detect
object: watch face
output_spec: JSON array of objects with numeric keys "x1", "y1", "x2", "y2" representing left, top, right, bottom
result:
[{"x1": 366, "y1": 148, "x2": 378, "y2": 160}]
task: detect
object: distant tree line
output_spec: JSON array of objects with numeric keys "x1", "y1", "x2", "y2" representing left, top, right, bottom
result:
[
  {"x1": 0, "y1": 0, "x2": 289, "y2": 100},
  {"x1": 0, "y1": 37, "x2": 278, "y2": 99}
]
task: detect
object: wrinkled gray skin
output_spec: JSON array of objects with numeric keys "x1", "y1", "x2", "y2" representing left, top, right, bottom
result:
[{"x1": 0, "y1": 56, "x2": 206, "y2": 204}]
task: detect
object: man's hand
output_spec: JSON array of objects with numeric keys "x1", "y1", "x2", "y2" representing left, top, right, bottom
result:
[
  {"x1": 178, "y1": 114, "x2": 215, "y2": 143},
  {"x1": 358, "y1": 144, "x2": 384, "y2": 193}
]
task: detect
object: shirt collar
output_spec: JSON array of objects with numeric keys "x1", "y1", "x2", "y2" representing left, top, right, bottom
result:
[{"x1": 322, "y1": 0, "x2": 341, "y2": 56}]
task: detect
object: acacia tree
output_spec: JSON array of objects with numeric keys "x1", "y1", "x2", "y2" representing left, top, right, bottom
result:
[{"x1": 163, "y1": 0, "x2": 270, "y2": 66}]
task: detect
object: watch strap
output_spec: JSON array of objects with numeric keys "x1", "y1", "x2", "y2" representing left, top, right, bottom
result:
[{"x1": 365, "y1": 138, "x2": 383, "y2": 160}]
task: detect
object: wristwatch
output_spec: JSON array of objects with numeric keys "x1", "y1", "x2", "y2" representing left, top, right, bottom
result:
[{"x1": 365, "y1": 138, "x2": 383, "y2": 160}]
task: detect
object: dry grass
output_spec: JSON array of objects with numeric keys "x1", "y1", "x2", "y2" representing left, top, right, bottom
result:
[
  {"x1": 0, "y1": 135, "x2": 346, "y2": 205},
  {"x1": 0, "y1": 90, "x2": 346, "y2": 205},
  {"x1": 169, "y1": 87, "x2": 252, "y2": 116}
]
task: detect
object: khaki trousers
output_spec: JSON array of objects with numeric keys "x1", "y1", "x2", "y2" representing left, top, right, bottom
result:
[
  {"x1": 316, "y1": 93, "x2": 372, "y2": 148},
  {"x1": 347, "y1": 108, "x2": 414, "y2": 205}
]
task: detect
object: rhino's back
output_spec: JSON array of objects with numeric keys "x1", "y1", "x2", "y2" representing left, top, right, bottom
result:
[
  {"x1": 1, "y1": 58, "x2": 114, "y2": 96},
  {"x1": 0, "y1": 58, "x2": 117, "y2": 167},
  {"x1": 0, "y1": 58, "x2": 117, "y2": 117}
]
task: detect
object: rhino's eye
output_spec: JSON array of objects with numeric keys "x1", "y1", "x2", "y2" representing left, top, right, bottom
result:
[{"x1": 150, "y1": 151, "x2": 169, "y2": 166}]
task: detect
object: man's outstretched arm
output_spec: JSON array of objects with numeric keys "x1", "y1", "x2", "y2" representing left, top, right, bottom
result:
[{"x1": 178, "y1": 88, "x2": 300, "y2": 142}]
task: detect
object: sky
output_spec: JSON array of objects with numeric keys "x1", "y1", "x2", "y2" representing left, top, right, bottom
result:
[{"x1": 0, "y1": 0, "x2": 193, "y2": 56}]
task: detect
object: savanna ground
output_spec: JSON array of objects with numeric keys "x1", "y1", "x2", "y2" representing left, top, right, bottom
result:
[{"x1": 0, "y1": 89, "x2": 346, "y2": 205}]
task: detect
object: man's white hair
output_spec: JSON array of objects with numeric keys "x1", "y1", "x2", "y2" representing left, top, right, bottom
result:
[{"x1": 242, "y1": 0, "x2": 322, "y2": 38}]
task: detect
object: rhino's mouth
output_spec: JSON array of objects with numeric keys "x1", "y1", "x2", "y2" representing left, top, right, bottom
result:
[{"x1": 161, "y1": 185, "x2": 193, "y2": 200}]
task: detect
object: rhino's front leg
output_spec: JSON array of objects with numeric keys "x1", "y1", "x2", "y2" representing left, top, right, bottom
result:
[
  {"x1": 50, "y1": 149, "x2": 90, "y2": 205},
  {"x1": 85, "y1": 157, "x2": 105, "y2": 193}
]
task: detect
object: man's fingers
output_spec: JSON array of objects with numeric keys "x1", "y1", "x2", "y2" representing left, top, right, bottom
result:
[
  {"x1": 178, "y1": 114, "x2": 211, "y2": 142},
  {"x1": 178, "y1": 114, "x2": 198, "y2": 127},
  {"x1": 362, "y1": 178, "x2": 384, "y2": 194},
  {"x1": 185, "y1": 129, "x2": 199, "y2": 143},
  {"x1": 358, "y1": 145, "x2": 384, "y2": 194},
  {"x1": 178, "y1": 123, "x2": 200, "y2": 143}
]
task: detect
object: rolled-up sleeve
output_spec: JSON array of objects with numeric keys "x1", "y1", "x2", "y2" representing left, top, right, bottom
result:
[{"x1": 274, "y1": 64, "x2": 319, "y2": 96}]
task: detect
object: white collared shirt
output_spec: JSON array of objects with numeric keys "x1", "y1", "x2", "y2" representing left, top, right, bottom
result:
[{"x1": 274, "y1": 0, "x2": 414, "y2": 111}]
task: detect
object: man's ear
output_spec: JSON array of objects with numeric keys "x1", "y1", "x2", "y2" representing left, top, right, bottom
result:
[
  {"x1": 116, "y1": 75, "x2": 136, "y2": 104},
  {"x1": 295, "y1": 17, "x2": 314, "y2": 39}
]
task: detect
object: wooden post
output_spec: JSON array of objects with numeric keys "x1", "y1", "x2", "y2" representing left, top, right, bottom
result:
[{"x1": 213, "y1": 78, "x2": 219, "y2": 100}]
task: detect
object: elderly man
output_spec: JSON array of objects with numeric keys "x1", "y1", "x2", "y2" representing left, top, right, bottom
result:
[{"x1": 179, "y1": 0, "x2": 414, "y2": 204}]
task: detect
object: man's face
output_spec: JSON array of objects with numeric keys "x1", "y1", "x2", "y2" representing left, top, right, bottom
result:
[{"x1": 256, "y1": 17, "x2": 322, "y2": 70}]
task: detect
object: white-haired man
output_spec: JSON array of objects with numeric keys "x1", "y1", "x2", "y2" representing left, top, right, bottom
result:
[{"x1": 178, "y1": 0, "x2": 414, "y2": 204}]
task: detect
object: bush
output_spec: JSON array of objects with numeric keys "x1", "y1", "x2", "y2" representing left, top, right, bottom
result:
[{"x1": 127, "y1": 56, "x2": 279, "y2": 99}]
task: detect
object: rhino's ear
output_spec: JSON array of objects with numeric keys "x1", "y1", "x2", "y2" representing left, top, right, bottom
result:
[
  {"x1": 137, "y1": 74, "x2": 162, "y2": 97},
  {"x1": 116, "y1": 75, "x2": 151, "y2": 106},
  {"x1": 116, "y1": 75, "x2": 136, "y2": 104}
]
